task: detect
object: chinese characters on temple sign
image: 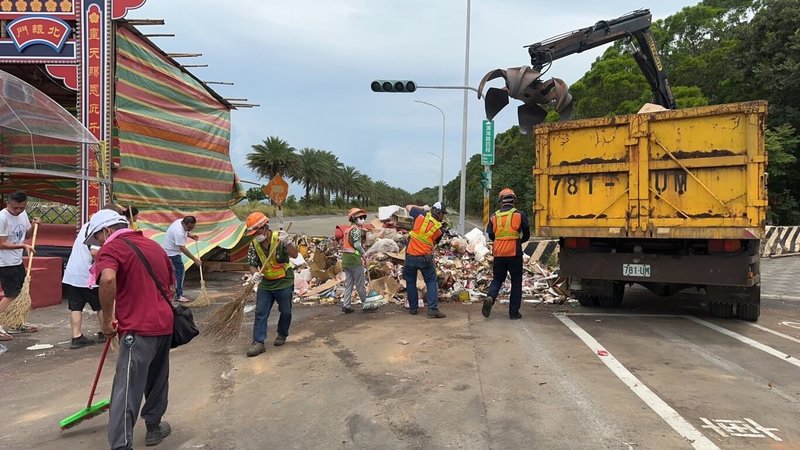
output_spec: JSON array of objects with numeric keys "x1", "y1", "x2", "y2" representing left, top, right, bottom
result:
[{"x1": 699, "y1": 418, "x2": 782, "y2": 441}]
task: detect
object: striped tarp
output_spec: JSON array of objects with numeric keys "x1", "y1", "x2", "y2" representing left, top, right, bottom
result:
[
  {"x1": 0, "y1": 133, "x2": 83, "y2": 204},
  {"x1": 113, "y1": 26, "x2": 245, "y2": 267}
]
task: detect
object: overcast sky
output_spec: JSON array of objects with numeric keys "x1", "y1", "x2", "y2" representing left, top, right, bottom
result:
[{"x1": 132, "y1": 0, "x2": 700, "y2": 196}]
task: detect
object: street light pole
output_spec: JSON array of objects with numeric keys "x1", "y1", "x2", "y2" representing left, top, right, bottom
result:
[
  {"x1": 458, "y1": 0, "x2": 471, "y2": 235},
  {"x1": 414, "y1": 100, "x2": 445, "y2": 204}
]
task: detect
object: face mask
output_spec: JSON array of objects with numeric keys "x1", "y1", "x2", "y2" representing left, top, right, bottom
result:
[
  {"x1": 356, "y1": 218, "x2": 366, "y2": 225},
  {"x1": 255, "y1": 234, "x2": 267, "y2": 243}
]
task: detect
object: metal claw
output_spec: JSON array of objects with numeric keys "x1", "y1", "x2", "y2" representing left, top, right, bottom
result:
[{"x1": 477, "y1": 66, "x2": 573, "y2": 132}]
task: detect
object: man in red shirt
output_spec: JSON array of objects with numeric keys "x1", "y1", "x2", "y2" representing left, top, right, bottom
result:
[{"x1": 88, "y1": 210, "x2": 175, "y2": 449}]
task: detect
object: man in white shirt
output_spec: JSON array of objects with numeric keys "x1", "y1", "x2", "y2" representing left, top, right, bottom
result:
[
  {"x1": 62, "y1": 206, "x2": 122, "y2": 348},
  {"x1": 0, "y1": 191, "x2": 40, "y2": 341},
  {"x1": 161, "y1": 216, "x2": 201, "y2": 303}
]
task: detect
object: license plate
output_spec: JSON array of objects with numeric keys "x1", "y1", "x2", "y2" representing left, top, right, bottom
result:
[{"x1": 623, "y1": 263, "x2": 651, "y2": 278}]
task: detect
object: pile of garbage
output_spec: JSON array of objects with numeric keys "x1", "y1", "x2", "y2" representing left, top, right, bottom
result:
[{"x1": 290, "y1": 211, "x2": 568, "y2": 308}]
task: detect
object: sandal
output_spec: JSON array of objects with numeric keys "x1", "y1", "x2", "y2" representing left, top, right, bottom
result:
[
  {"x1": 0, "y1": 328, "x2": 12, "y2": 341},
  {"x1": 8, "y1": 323, "x2": 39, "y2": 333}
]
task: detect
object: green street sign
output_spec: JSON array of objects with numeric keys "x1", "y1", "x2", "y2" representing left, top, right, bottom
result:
[{"x1": 481, "y1": 119, "x2": 495, "y2": 165}]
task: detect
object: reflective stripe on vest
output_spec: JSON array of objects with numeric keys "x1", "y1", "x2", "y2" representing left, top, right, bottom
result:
[
  {"x1": 408, "y1": 213, "x2": 442, "y2": 254},
  {"x1": 253, "y1": 232, "x2": 286, "y2": 280},
  {"x1": 494, "y1": 208, "x2": 521, "y2": 240}
]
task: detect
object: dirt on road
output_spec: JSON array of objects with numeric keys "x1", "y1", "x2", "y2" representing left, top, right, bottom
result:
[{"x1": 2, "y1": 270, "x2": 800, "y2": 450}]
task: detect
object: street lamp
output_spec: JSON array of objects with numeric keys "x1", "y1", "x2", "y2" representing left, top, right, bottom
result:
[
  {"x1": 459, "y1": 0, "x2": 472, "y2": 235},
  {"x1": 414, "y1": 100, "x2": 445, "y2": 204}
]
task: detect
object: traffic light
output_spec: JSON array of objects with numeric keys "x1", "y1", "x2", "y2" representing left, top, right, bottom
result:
[
  {"x1": 370, "y1": 80, "x2": 417, "y2": 93},
  {"x1": 480, "y1": 171, "x2": 492, "y2": 190}
]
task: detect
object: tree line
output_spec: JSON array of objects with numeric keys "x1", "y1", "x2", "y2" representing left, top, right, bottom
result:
[{"x1": 245, "y1": 136, "x2": 416, "y2": 208}]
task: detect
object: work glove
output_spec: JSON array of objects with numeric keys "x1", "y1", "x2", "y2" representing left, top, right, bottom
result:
[
  {"x1": 243, "y1": 272, "x2": 263, "y2": 286},
  {"x1": 277, "y1": 231, "x2": 291, "y2": 245}
]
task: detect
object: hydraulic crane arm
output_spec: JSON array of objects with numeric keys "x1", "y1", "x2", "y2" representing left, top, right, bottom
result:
[{"x1": 478, "y1": 9, "x2": 676, "y2": 133}]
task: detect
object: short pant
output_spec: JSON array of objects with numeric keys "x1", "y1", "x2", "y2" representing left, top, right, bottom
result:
[
  {"x1": 66, "y1": 285, "x2": 101, "y2": 312},
  {"x1": 0, "y1": 264, "x2": 25, "y2": 298}
]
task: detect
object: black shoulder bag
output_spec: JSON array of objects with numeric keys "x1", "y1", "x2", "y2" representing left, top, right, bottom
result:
[{"x1": 121, "y1": 238, "x2": 199, "y2": 348}]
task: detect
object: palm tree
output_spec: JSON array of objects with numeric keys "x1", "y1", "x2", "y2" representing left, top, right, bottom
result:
[
  {"x1": 340, "y1": 165, "x2": 361, "y2": 203},
  {"x1": 246, "y1": 137, "x2": 298, "y2": 180},
  {"x1": 314, "y1": 150, "x2": 343, "y2": 206},
  {"x1": 295, "y1": 148, "x2": 324, "y2": 203},
  {"x1": 354, "y1": 173, "x2": 372, "y2": 205}
]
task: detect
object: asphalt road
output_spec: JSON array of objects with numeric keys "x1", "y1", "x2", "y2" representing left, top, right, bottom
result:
[{"x1": 1, "y1": 220, "x2": 799, "y2": 449}]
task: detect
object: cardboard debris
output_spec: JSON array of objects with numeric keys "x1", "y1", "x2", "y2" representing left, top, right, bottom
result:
[{"x1": 292, "y1": 212, "x2": 567, "y2": 307}]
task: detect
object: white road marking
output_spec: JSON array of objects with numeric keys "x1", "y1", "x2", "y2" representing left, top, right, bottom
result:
[
  {"x1": 562, "y1": 312, "x2": 800, "y2": 368},
  {"x1": 686, "y1": 316, "x2": 800, "y2": 369},
  {"x1": 748, "y1": 323, "x2": 800, "y2": 345},
  {"x1": 554, "y1": 314, "x2": 720, "y2": 450},
  {"x1": 779, "y1": 321, "x2": 800, "y2": 330}
]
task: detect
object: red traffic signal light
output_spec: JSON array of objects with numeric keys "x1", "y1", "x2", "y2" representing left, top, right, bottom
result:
[{"x1": 371, "y1": 80, "x2": 417, "y2": 93}]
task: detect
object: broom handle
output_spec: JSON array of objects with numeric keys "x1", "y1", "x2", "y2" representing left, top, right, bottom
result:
[
  {"x1": 25, "y1": 222, "x2": 39, "y2": 277},
  {"x1": 87, "y1": 336, "x2": 112, "y2": 408},
  {"x1": 195, "y1": 241, "x2": 204, "y2": 283}
]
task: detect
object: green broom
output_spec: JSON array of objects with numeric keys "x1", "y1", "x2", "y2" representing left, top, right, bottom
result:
[
  {"x1": 0, "y1": 222, "x2": 38, "y2": 329},
  {"x1": 187, "y1": 241, "x2": 213, "y2": 308},
  {"x1": 59, "y1": 337, "x2": 112, "y2": 430},
  {"x1": 362, "y1": 263, "x2": 387, "y2": 312}
]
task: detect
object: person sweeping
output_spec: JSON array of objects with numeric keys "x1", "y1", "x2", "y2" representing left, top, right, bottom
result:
[
  {"x1": 243, "y1": 212, "x2": 297, "y2": 357},
  {"x1": 341, "y1": 208, "x2": 368, "y2": 313},
  {"x1": 0, "y1": 191, "x2": 40, "y2": 340}
]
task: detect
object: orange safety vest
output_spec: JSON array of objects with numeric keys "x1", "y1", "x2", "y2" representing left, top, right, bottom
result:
[
  {"x1": 254, "y1": 232, "x2": 287, "y2": 280},
  {"x1": 492, "y1": 208, "x2": 522, "y2": 257},
  {"x1": 342, "y1": 225, "x2": 363, "y2": 254},
  {"x1": 408, "y1": 213, "x2": 442, "y2": 256}
]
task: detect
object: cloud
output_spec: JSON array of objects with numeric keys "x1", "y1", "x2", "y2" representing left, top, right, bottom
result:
[{"x1": 134, "y1": 0, "x2": 700, "y2": 195}]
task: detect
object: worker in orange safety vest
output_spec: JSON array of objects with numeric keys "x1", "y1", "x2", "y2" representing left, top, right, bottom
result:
[
  {"x1": 483, "y1": 188, "x2": 530, "y2": 320},
  {"x1": 404, "y1": 202, "x2": 447, "y2": 318},
  {"x1": 341, "y1": 207, "x2": 368, "y2": 313}
]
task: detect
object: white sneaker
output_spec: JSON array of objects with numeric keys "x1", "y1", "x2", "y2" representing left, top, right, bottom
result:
[{"x1": 176, "y1": 296, "x2": 191, "y2": 303}]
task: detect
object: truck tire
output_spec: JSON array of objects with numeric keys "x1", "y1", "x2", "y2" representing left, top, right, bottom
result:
[
  {"x1": 597, "y1": 282, "x2": 625, "y2": 308},
  {"x1": 736, "y1": 286, "x2": 761, "y2": 321},
  {"x1": 709, "y1": 302, "x2": 734, "y2": 319},
  {"x1": 575, "y1": 293, "x2": 598, "y2": 307}
]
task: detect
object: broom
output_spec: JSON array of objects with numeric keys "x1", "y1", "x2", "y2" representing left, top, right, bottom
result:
[
  {"x1": 59, "y1": 336, "x2": 112, "y2": 429},
  {"x1": 361, "y1": 262, "x2": 387, "y2": 312},
  {"x1": 205, "y1": 223, "x2": 291, "y2": 341},
  {"x1": 0, "y1": 222, "x2": 38, "y2": 329},
  {"x1": 186, "y1": 241, "x2": 213, "y2": 308}
]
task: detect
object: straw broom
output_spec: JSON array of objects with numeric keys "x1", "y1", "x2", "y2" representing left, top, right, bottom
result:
[
  {"x1": 205, "y1": 223, "x2": 291, "y2": 341},
  {"x1": 0, "y1": 222, "x2": 38, "y2": 329},
  {"x1": 186, "y1": 241, "x2": 213, "y2": 307}
]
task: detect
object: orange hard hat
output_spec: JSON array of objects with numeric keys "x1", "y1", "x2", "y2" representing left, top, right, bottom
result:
[
  {"x1": 499, "y1": 188, "x2": 516, "y2": 200},
  {"x1": 245, "y1": 212, "x2": 269, "y2": 235},
  {"x1": 348, "y1": 207, "x2": 367, "y2": 221}
]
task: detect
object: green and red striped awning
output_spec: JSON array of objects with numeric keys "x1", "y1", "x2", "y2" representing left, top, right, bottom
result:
[{"x1": 113, "y1": 27, "x2": 245, "y2": 266}]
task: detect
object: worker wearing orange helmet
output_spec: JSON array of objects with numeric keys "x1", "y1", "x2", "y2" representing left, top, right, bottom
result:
[
  {"x1": 483, "y1": 188, "x2": 530, "y2": 320},
  {"x1": 341, "y1": 207, "x2": 368, "y2": 313},
  {"x1": 244, "y1": 212, "x2": 298, "y2": 357},
  {"x1": 404, "y1": 201, "x2": 447, "y2": 318}
]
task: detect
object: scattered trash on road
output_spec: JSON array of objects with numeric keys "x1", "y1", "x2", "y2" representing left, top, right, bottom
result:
[
  {"x1": 597, "y1": 350, "x2": 609, "y2": 356},
  {"x1": 27, "y1": 343, "x2": 54, "y2": 350}
]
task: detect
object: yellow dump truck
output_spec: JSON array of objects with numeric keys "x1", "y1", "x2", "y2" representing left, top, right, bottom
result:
[{"x1": 534, "y1": 101, "x2": 767, "y2": 320}]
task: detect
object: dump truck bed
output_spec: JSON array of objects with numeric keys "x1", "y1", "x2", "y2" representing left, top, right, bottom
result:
[{"x1": 533, "y1": 101, "x2": 767, "y2": 239}]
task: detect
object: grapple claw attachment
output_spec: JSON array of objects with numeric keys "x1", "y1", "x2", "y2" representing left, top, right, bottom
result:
[{"x1": 477, "y1": 66, "x2": 574, "y2": 133}]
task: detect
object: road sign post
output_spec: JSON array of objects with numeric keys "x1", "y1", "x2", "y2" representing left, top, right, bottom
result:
[
  {"x1": 481, "y1": 120, "x2": 494, "y2": 226},
  {"x1": 481, "y1": 120, "x2": 494, "y2": 166}
]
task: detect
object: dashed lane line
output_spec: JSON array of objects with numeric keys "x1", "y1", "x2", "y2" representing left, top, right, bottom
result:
[
  {"x1": 562, "y1": 313, "x2": 800, "y2": 368},
  {"x1": 686, "y1": 316, "x2": 800, "y2": 369},
  {"x1": 554, "y1": 314, "x2": 720, "y2": 450}
]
